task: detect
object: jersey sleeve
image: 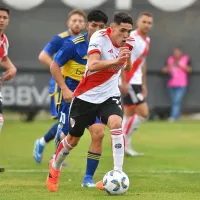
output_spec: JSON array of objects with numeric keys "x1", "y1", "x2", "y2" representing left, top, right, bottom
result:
[
  {"x1": 125, "y1": 37, "x2": 135, "y2": 51},
  {"x1": 43, "y1": 35, "x2": 64, "y2": 56},
  {"x1": 54, "y1": 40, "x2": 75, "y2": 67},
  {"x1": 88, "y1": 31, "x2": 104, "y2": 55}
]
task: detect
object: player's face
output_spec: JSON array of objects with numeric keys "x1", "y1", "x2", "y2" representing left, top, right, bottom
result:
[
  {"x1": 173, "y1": 48, "x2": 183, "y2": 59},
  {"x1": 0, "y1": 11, "x2": 9, "y2": 31},
  {"x1": 111, "y1": 23, "x2": 133, "y2": 47},
  {"x1": 67, "y1": 14, "x2": 85, "y2": 35},
  {"x1": 137, "y1": 15, "x2": 153, "y2": 35},
  {"x1": 86, "y1": 21, "x2": 106, "y2": 37}
]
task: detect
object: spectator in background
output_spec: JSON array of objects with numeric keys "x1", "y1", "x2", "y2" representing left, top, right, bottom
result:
[{"x1": 162, "y1": 47, "x2": 192, "y2": 121}]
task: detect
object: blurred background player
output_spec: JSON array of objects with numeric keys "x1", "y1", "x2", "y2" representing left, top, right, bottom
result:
[
  {"x1": 33, "y1": 9, "x2": 86, "y2": 163},
  {"x1": 49, "y1": 10, "x2": 108, "y2": 187},
  {"x1": 47, "y1": 12, "x2": 133, "y2": 192},
  {"x1": 0, "y1": 6, "x2": 17, "y2": 172},
  {"x1": 120, "y1": 12, "x2": 153, "y2": 156}
]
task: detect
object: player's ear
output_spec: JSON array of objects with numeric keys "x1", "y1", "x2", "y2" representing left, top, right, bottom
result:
[
  {"x1": 110, "y1": 23, "x2": 115, "y2": 31},
  {"x1": 136, "y1": 19, "x2": 139, "y2": 27},
  {"x1": 85, "y1": 23, "x2": 89, "y2": 31}
]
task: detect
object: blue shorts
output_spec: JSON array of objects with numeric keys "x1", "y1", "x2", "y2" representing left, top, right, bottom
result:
[
  {"x1": 49, "y1": 77, "x2": 59, "y2": 119},
  {"x1": 58, "y1": 77, "x2": 104, "y2": 135}
]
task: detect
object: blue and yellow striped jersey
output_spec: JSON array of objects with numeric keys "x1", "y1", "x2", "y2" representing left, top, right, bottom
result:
[
  {"x1": 43, "y1": 30, "x2": 72, "y2": 57},
  {"x1": 54, "y1": 32, "x2": 88, "y2": 81}
]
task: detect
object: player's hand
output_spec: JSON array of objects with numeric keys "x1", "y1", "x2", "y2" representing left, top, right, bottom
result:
[
  {"x1": 3, "y1": 67, "x2": 17, "y2": 81},
  {"x1": 120, "y1": 83, "x2": 128, "y2": 95},
  {"x1": 62, "y1": 88, "x2": 73, "y2": 102},
  {"x1": 142, "y1": 85, "x2": 148, "y2": 98},
  {"x1": 115, "y1": 47, "x2": 131, "y2": 65}
]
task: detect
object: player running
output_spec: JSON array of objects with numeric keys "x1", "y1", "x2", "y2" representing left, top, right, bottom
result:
[
  {"x1": 49, "y1": 10, "x2": 108, "y2": 188},
  {"x1": 0, "y1": 6, "x2": 17, "y2": 172},
  {"x1": 46, "y1": 12, "x2": 134, "y2": 192},
  {"x1": 120, "y1": 12, "x2": 153, "y2": 156},
  {"x1": 33, "y1": 9, "x2": 86, "y2": 163}
]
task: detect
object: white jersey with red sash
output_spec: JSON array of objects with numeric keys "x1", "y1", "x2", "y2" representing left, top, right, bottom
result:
[
  {"x1": 0, "y1": 33, "x2": 9, "y2": 62},
  {"x1": 126, "y1": 30, "x2": 150, "y2": 84},
  {"x1": 74, "y1": 28, "x2": 135, "y2": 104}
]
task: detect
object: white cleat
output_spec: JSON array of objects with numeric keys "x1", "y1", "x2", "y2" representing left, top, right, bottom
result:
[{"x1": 125, "y1": 147, "x2": 144, "y2": 157}]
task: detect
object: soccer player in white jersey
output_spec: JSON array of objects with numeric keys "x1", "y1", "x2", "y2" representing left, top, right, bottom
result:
[
  {"x1": 120, "y1": 12, "x2": 153, "y2": 156},
  {"x1": 46, "y1": 12, "x2": 134, "y2": 192},
  {"x1": 0, "y1": 6, "x2": 17, "y2": 172}
]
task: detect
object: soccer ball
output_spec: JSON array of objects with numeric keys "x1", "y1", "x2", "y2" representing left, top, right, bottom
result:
[{"x1": 102, "y1": 170, "x2": 129, "y2": 195}]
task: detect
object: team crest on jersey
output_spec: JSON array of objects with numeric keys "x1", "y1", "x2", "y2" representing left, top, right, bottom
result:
[{"x1": 70, "y1": 118, "x2": 76, "y2": 128}]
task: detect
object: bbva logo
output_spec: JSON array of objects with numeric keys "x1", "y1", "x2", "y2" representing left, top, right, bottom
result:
[{"x1": 2, "y1": 0, "x2": 196, "y2": 12}]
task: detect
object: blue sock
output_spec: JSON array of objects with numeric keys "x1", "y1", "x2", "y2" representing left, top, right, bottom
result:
[
  {"x1": 84, "y1": 151, "x2": 101, "y2": 180},
  {"x1": 44, "y1": 123, "x2": 58, "y2": 143}
]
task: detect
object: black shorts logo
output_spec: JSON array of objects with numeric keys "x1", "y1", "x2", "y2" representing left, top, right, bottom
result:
[
  {"x1": 70, "y1": 118, "x2": 76, "y2": 128},
  {"x1": 115, "y1": 143, "x2": 122, "y2": 149}
]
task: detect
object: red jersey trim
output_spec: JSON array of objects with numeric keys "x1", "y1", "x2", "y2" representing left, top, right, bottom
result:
[
  {"x1": 125, "y1": 45, "x2": 149, "y2": 83},
  {"x1": 88, "y1": 49, "x2": 101, "y2": 55},
  {"x1": 106, "y1": 28, "x2": 120, "y2": 48}
]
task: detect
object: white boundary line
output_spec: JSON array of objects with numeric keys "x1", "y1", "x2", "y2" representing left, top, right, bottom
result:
[{"x1": 4, "y1": 169, "x2": 200, "y2": 174}]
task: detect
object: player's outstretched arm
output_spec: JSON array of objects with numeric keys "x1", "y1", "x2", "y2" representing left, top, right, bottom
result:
[
  {"x1": 38, "y1": 51, "x2": 53, "y2": 68},
  {"x1": 39, "y1": 35, "x2": 63, "y2": 68},
  {"x1": 50, "y1": 61, "x2": 73, "y2": 102},
  {"x1": 123, "y1": 56, "x2": 132, "y2": 71},
  {"x1": 119, "y1": 68, "x2": 128, "y2": 95},
  {"x1": 88, "y1": 47, "x2": 130, "y2": 72},
  {"x1": 1, "y1": 56, "x2": 17, "y2": 81}
]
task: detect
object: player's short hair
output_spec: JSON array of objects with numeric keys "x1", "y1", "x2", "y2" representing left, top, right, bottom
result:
[
  {"x1": 138, "y1": 12, "x2": 153, "y2": 19},
  {"x1": 114, "y1": 12, "x2": 133, "y2": 26},
  {"x1": 87, "y1": 10, "x2": 108, "y2": 24},
  {"x1": 68, "y1": 9, "x2": 86, "y2": 20},
  {"x1": 0, "y1": 6, "x2": 10, "y2": 15}
]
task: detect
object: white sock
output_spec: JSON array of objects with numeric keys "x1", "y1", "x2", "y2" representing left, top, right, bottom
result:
[
  {"x1": 123, "y1": 114, "x2": 145, "y2": 148},
  {"x1": 39, "y1": 137, "x2": 46, "y2": 146},
  {"x1": 111, "y1": 128, "x2": 124, "y2": 171},
  {"x1": 53, "y1": 138, "x2": 73, "y2": 170},
  {"x1": 0, "y1": 116, "x2": 4, "y2": 133}
]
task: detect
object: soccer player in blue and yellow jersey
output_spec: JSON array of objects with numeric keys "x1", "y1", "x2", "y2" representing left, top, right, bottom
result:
[
  {"x1": 47, "y1": 10, "x2": 108, "y2": 190},
  {"x1": 33, "y1": 9, "x2": 86, "y2": 163}
]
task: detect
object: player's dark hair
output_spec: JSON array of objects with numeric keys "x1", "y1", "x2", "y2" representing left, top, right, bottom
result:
[
  {"x1": 0, "y1": 6, "x2": 10, "y2": 15},
  {"x1": 87, "y1": 10, "x2": 108, "y2": 24},
  {"x1": 114, "y1": 12, "x2": 133, "y2": 26},
  {"x1": 138, "y1": 12, "x2": 153, "y2": 19},
  {"x1": 68, "y1": 9, "x2": 86, "y2": 20}
]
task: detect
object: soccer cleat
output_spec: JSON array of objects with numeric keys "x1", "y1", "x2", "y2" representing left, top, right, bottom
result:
[
  {"x1": 81, "y1": 176, "x2": 96, "y2": 188},
  {"x1": 96, "y1": 180, "x2": 104, "y2": 190},
  {"x1": 33, "y1": 139, "x2": 45, "y2": 163},
  {"x1": 125, "y1": 147, "x2": 144, "y2": 157},
  {"x1": 46, "y1": 160, "x2": 61, "y2": 192},
  {"x1": 0, "y1": 166, "x2": 5, "y2": 172}
]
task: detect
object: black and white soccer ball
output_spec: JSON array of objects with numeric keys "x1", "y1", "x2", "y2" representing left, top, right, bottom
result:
[{"x1": 103, "y1": 170, "x2": 129, "y2": 195}]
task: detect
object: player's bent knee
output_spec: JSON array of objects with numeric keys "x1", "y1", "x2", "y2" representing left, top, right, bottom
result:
[
  {"x1": 89, "y1": 124, "x2": 105, "y2": 141},
  {"x1": 107, "y1": 115, "x2": 122, "y2": 130},
  {"x1": 67, "y1": 134, "x2": 80, "y2": 147}
]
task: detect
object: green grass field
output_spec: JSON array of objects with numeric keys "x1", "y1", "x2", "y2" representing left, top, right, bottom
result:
[{"x1": 0, "y1": 119, "x2": 200, "y2": 200}]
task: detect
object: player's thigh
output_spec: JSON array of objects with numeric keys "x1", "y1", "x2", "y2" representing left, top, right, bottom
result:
[
  {"x1": 69, "y1": 97, "x2": 97, "y2": 137},
  {"x1": 50, "y1": 95, "x2": 58, "y2": 119},
  {"x1": 97, "y1": 96, "x2": 123, "y2": 128},
  {"x1": 134, "y1": 102, "x2": 149, "y2": 118},
  {"x1": 58, "y1": 102, "x2": 71, "y2": 136}
]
